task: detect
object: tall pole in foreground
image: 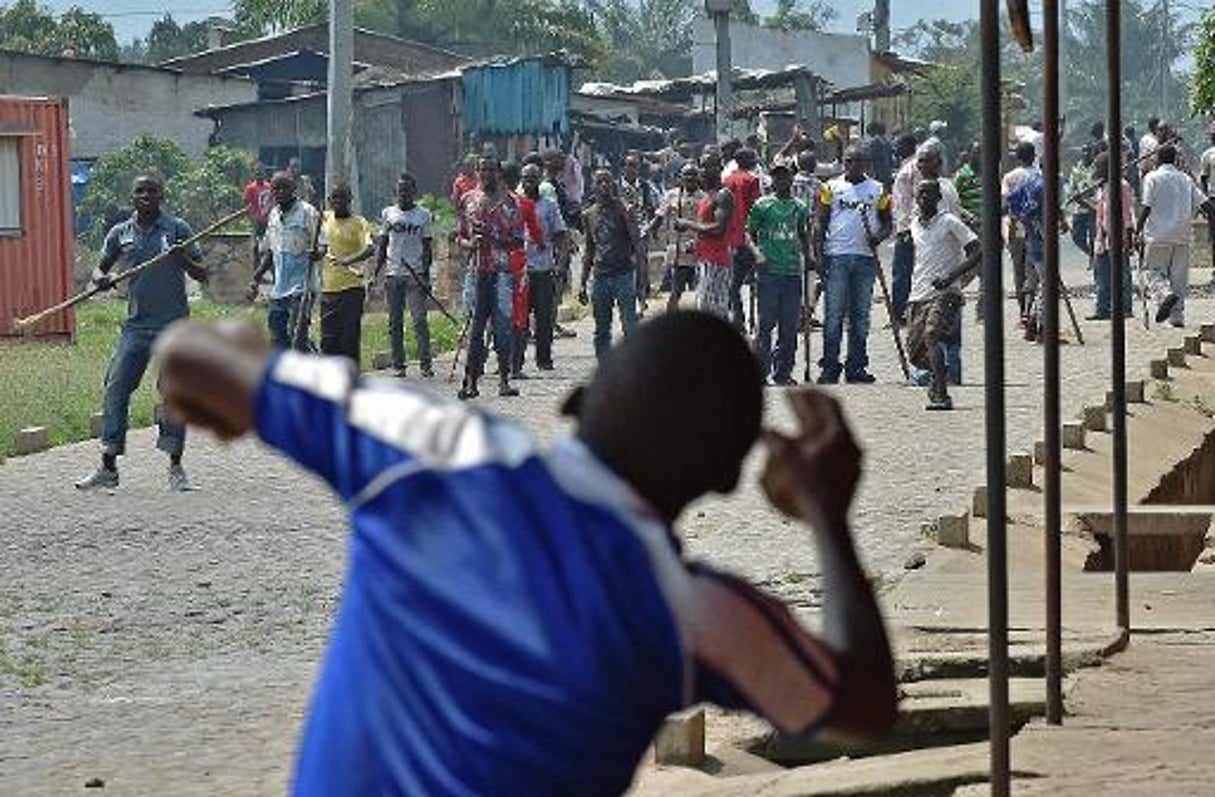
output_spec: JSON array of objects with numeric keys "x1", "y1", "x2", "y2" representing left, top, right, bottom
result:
[
  {"x1": 1041, "y1": 0, "x2": 1064, "y2": 726},
  {"x1": 327, "y1": 0, "x2": 355, "y2": 195},
  {"x1": 1107, "y1": 0, "x2": 1131, "y2": 633},
  {"x1": 980, "y1": 1, "x2": 1011, "y2": 793},
  {"x1": 706, "y1": 1, "x2": 733, "y2": 142}
]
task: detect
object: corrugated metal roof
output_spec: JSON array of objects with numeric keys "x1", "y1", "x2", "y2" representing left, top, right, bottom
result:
[{"x1": 461, "y1": 60, "x2": 570, "y2": 136}]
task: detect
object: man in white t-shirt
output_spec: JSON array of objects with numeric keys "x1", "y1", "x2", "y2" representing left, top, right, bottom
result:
[
  {"x1": 815, "y1": 146, "x2": 893, "y2": 385},
  {"x1": 1139, "y1": 117, "x2": 1161, "y2": 178},
  {"x1": 1135, "y1": 144, "x2": 1214, "y2": 326},
  {"x1": 375, "y1": 172, "x2": 435, "y2": 377},
  {"x1": 1199, "y1": 128, "x2": 1215, "y2": 197},
  {"x1": 907, "y1": 180, "x2": 981, "y2": 411}
]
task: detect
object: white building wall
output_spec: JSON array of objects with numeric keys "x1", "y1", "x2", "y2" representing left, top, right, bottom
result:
[
  {"x1": 0, "y1": 51, "x2": 256, "y2": 160},
  {"x1": 691, "y1": 18, "x2": 872, "y2": 90}
]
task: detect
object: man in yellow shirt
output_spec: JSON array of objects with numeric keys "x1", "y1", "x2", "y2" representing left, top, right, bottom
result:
[{"x1": 318, "y1": 185, "x2": 375, "y2": 366}]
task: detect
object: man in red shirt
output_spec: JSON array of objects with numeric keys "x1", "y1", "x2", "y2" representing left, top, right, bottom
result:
[
  {"x1": 456, "y1": 157, "x2": 526, "y2": 400},
  {"x1": 723, "y1": 148, "x2": 763, "y2": 331},
  {"x1": 676, "y1": 153, "x2": 735, "y2": 319},
  {"x1": 243, "y1": 163, "x2": 273, "y2": 271},
  {"x1": 451, "y1": 154, "x2": 480, "y2": 207}
]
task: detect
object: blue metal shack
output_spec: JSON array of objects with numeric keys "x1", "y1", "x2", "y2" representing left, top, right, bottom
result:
[{"x1": 461, "y1": 57, "x2": 570, "y2": 137}]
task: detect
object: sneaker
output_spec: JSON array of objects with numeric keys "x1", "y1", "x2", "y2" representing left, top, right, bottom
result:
[
  {"x1": 1085, "y1": 313, "x2": 1110, "y2": 321},
  {"x1": 393, "y1": 366, "x2": 408, "y2": 378},
  {"x1": 926, "y1": 394, "x2": 954, "y2": 411},
  {"x1": 168, "y1": 464, "x2": 192, "y2": 492},
  {"x1": 1024, "y1": 320, "x2": 1039, "y2": 342},
  {"x1": 770, "y1": 376, "x2": 798, "y2": 387},
  {"x1": 555, "y1": 325, "x2": 577, "y2": 339},
  {"x1": 420, "y1": 365, "x2": 435, "y2": 378},
  {"x1": 816, "y1": 372, "x2": 840, "y2": 385},
  {"x1": 1155, "y1": 294, "x2": 1180, "y2": 324},
  {"x1": 498, "y1": 381, "x2": 520, "y2": 398},
  {"x1": 537, "y1": 362, "x2": 555, "y2": 371},
  {"x1": 511, "y1": 370, "x2": 530, "y2": 381},
  {"x1": 845, "y1": 371, "x2": 877, "y2": 384},
  {"x1": 75, "y1": 466, "x2": 119, "y2": 491},
  {"x1": 457, "y1": 382, "x2": 479, "y2": 401}
]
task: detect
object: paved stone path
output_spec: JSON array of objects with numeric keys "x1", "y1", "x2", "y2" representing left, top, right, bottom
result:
[{"x1": 1, "y1": 241, "x2": 1210, "y2": 794}]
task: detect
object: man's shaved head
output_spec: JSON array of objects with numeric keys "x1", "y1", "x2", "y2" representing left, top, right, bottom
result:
[{"x1": 568, "y1": 311, "x2": 763, "y2": 521}]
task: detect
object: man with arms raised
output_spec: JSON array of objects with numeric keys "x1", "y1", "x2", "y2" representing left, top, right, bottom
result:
[{"x1": 153, "y1": 309, "x2": 896, "y2": 796}]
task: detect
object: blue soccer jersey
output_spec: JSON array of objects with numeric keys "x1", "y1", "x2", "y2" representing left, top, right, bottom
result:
[{"x1": 255, "y1": 352, "x2": 840, "y2": 796}]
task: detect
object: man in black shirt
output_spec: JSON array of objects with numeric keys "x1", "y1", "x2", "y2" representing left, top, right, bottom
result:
[{"x1": 579, "y1": 169, "x2": 644, "y2": 362}]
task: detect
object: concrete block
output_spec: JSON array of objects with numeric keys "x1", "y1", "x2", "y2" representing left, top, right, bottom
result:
[
  {"x1": 372, "y1": 351, "x2": 392, "y2": 370},
  {"x1": 1128, "y1": 380, "x2": 1145, "y2": 403},
  {"x1": 14, "y1": 426, "x2": 49, "y2": 455},
  {"x1": 1167, "y1": 348, "x2": 1187, "y2": 368},
  {"x1": 972, "y1": 486, "x2": 987, "y2": 518},
  {"x1": 652, "y1": 708, "x2": 705, "y2": 767},
  {"x1": 89, "y1": 412, "x2": 104, "y2": 438},
  {"x1": 922, "y1": 513, "x2": 970, "y2": 548},
  {"x1": 1150, "y1": 359, "x2": 1170, "y2": 380},
  {"x1": 1007, "y1": 452, "x2": 1034, "y2": 489},
  {"x1": 1184, "y1": 335, "x2": 1203, "y2": 356},
  {"x1": 1082, "y1": 404, "x2": 1107, "y2": 432},
  {"x1": 1201, "y1": 323, "x2": 1215, "y2": 344},
  {"x1": 1062, "y1": 422, "x2": 1086, "y2": 450}
]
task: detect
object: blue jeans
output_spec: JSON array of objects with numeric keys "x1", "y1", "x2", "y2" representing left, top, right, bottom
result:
[
  {"x1": 1093, "y1": 251, "x2": 1133, "y2": 318},
  {"x1": 101, "y1": 326, "x2": 185, "y2": 457},
  {"x1": 892, "y1": 235, "x2": 914, "y2": 322},
  {"x1": 268, "y1": 293, "x2": 313, "y2": 351},
  {"x1": 756, "y1": 271, "x2": 802, "y2": 381},
  {"x1": 1070, "y1": 211, "x2": 1094, "y2": 257},
  {"x1": 912, "y1": 340, "x2": 963, "y2": 387},
  {"x1": 466, "y1": 270, "x2": 512, "y2": 380},
  {"x1": 820, "y1": 254, "x2": 876, "y2": 378},
  {"x1": 591, "y1": 270, "x2": 638, "y2": 361}
]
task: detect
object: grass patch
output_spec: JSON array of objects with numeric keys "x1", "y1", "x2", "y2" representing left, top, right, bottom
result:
[{"x1": 0, "y1": 300, "x2": 459, "y2": 457}]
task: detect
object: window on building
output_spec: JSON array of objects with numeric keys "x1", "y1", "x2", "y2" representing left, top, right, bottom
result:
[{"x1": 0, "y1": 136, "x2": 20, "y2": 234}]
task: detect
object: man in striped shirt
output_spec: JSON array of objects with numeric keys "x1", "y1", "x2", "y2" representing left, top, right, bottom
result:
[{"x1": 153, "y1": 311, "x2": 897, "y2": 796}]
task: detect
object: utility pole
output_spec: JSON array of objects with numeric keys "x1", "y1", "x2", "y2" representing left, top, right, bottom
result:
[
  {"x1": 1059, "y1": 0, "x2": 1068, "y2": 124},
  {"x1": 328, "y1": 0, "x2": 355, "y2": 202},
  {"x1": 874, "y1": 0, "x2": 891, "y2": 52},
  {"x1": 706, "y1": 0, "x2": 733, "y2": 142},
  {"x1": 1161, "y1": 0, "x2": 1170, "y2": 116}
]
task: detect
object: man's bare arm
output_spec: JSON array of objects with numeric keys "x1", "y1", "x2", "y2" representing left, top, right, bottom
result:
[{"x1": 760, "y1": 392, "x2": 897, "y2": 742}]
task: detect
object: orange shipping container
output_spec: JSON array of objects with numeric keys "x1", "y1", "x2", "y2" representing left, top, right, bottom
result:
[{"x1": 0, "y1": 95, "x2": 74, "y2": 338}]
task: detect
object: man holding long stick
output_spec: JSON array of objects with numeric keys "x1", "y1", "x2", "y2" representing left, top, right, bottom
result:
[
  {"x1": 815, "y1": 146, "x2": 892, "y2": 384},
  {"x1": 75, "y1": 175, "x2": 206, "y2": 492}
]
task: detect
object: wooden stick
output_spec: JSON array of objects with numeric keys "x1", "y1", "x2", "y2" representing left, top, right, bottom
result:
[{"x1": 14, "y1": 207, "x2": 247, "y2": 332}]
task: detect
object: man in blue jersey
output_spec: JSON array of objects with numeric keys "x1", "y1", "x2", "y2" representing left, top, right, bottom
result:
[{"x1": 152, "y1": 311, "x2": 896, "y2": 796}]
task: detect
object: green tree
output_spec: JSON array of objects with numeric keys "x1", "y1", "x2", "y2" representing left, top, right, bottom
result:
[
  {"x1": 1193, "y1": 8, "x2": 1215, "y2": 115},
  {"x1": 762, "y1": 0, "x2": 836, "y2": 33},
  {"x1": 78, "y1": 137, "x2": 255, "y2": 247},
  {"x1": 584, "y1": 0, "x2": 696, "y2": 82},
  {"x1": 232, "y1": 0, "x2": 325, "y2": 34},
  {"x1": 141, "y1": 15, "x2": 212, "y2": 64},
  {"x1": 0, "y1": 0, "x2": 118, "y2": 59}
]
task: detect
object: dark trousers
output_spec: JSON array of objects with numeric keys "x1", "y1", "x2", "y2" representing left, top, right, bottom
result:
[
  {"x1": 320, "y1": 287, "x2": 364, "y2": 366},
  {"x1": 100, "y1": 326, "x2": 185, "y2": 457},
  {"x1": 729, "y1": 245, "x2": 757, "y2": 331},
  {"x1": 1093, "y1": 251, "x2": 1134, "y2": 318},
  {"x1": 892, "y1": 235, "x2": 914, "y2": 322},
  {"x1": 466, "y1": 270, "x2": 510, "y2": 382},
  {"x1": 385, "y1": 274, "x2": 432, "y2": 370},
  {"x1": 268, "y1": 293, "x2": 313, "y2": 352},
  {"x1": 515, "y1": 270, "x2": 556, "y2": 370},
  {"x1": 756, "y1": 272, "x2": 802, "y2": 381}
]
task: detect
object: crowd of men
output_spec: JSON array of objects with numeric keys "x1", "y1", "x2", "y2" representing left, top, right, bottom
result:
[{"x1": 74, "y1": 115, "x2": 1215, "y2": 490}]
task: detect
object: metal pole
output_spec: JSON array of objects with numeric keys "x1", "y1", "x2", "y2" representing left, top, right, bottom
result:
[
  {"x1": 328, "y1": 0, "x2": 355, "y2": 193},
  {"x1": 980, "y1": 1, "x2": 1010, "y2": 794},
  {"x1": 1042, "y1": 0, "x2": 1064, "y2": 727},
  {"x1": 713, "y1": 11, "x2": 732, "y2": 142},
  {"x1": 1107, "y1": 0, "x2": 1131, "y2": 633}
]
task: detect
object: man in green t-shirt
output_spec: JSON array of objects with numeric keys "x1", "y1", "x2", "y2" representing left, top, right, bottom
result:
[{"x1": 747, "y1": 163, "x2": 813, "y2": 385}]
